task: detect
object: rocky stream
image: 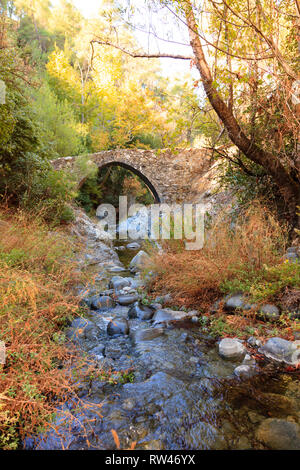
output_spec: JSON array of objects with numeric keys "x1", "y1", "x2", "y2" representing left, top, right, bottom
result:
[{"x1": 25, "y1": 211, "x2": 300, "y2": 451}]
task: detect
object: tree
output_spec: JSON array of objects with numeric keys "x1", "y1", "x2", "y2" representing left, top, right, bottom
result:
[{"x1": 92, "y1": 0, "x2": 300, "y2": 230}]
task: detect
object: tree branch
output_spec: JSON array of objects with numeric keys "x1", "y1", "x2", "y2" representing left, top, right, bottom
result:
[
  {"x1": 207, "y1": 147, "x2": 265, "y2": 177},
  {"x1": 90, "y1": 38, "x2": 193, "y2": 60}
]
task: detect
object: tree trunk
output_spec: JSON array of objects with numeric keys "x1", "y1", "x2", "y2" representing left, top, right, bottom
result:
[{"x1": 183, "y1": 1, "x2": 300, "y2": 229}]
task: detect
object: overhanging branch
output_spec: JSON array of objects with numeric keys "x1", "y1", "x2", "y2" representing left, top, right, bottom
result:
[{"x1": 90, "y1": 39, "x2": 193, "y2": 60}]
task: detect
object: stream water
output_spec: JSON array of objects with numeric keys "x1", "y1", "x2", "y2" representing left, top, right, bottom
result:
[{"x1": 25, "y1": 224, "x2": 300, "y2": 451}]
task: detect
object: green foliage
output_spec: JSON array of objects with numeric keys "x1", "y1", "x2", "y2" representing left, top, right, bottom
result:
[
  {"x1": 86, "y1": 368, "x2": 135, "y2": 386},
  {"x1": 32, "y1": 82, "x2": 87, "y2": 159},
  {"x1": 209, "y1": 315, "x2": 244, "y2": 338},
  {"x1": 221, "y1": 260, "x2": 300, "y2": 303},
  {"x1": 76, "y1": 165, "x2": 155, "y2": 214},
  {"x1": 0, "y1": 14, "x2": 77, "y2": 225}
]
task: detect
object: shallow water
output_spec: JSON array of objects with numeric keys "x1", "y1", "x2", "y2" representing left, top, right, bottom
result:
[{"x1": 26, "y1": 240, "x2": 300, "y2": 450}]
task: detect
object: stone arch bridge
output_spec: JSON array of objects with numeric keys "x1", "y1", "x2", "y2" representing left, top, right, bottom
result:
[{"x1": 52, "y1": 148, "x2": 212, "y2": 204}]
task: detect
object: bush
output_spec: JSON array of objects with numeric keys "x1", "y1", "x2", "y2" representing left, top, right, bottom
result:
[
  {"x1": 149, "y1": 202, "x2": 288, "y2": 308},
  {"x1": 0, "y1": 206, "x2": 83, "y2": 448}
]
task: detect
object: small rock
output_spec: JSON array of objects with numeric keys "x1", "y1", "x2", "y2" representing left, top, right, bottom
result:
[
  {"x1": 112, "y1": 278, "x2": 131, "y2": 292},
  {"x1": 224, "y1": 294, "x2": 255, "y2": 313},
  {"x1": 255, "y1": 419, "x2": 300, "y2": 450},
  {"x1": 107, "y1": 266, "x2": 126, "y2": 273},
  {"x1": 261, "y1": 392, "x2": 296, "y2": 413},
  {"x1": 247, "y1": 336, "x2": 262, "y2": 348},
  {"x1": 97, "y1": 357, "x2": 115, "y2": 370},
  {"x1": 257, "y1": 304, "x2": 280, "y2": 322},
  {"x1": 127, "y1": 242, "x2": 141, "y2": 250},
  {"x1": 234, "y1": 365, "x2": 257, "y2": 379},
  {"x1": 117, "y1": 294, "x2": 139, "y2": 306},
  {"x1": 283, "y1": 252, "x2": 299, "y2": 263},
  {"x1": 287, "y1": 247, "x2": 298, "y2": 254},
  {"x1": 107, "y1": 318, "x2": 129, "y2": 337},
  {"x1": 128, "y1": 302, "x2": 154, "y2": 320},
  {"x1": 149, "y1": 303, "x2": 162, "y2": 310},
  {"x1": 224, "y1": 294, "x2": 245, "y2": 311},
  {"x1": 91, "y1": 296, "x2": 116, "y2": 310},
  {"x1": 179, "y1": 332, "x2": 188, "y2": 342},
  {"x1": 152, "y1": 309, "x2": 192, "y2": 325},
  {"x1": 154, "y1": 294, "x2": 172, "y2": 305},
  {"x1": 122, "y1": 286, "x2": 132, "y2": 293},
  {"x1": 248, "y1": 411, "x2": 264, "y2": 424},
  {"x1": 218, "y1": 338, "x2": 246, "y2": 360},
  {"x1": 258, "y1": 337, "x2": 300, "y2": 366}
]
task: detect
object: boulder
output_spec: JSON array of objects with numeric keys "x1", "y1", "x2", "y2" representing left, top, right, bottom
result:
[
  {"x1": 255, "y1": 419, "x2": 300, "y2": 450},
  {"x1": 107, "y1": 318, "x2": 129, "y2": 337},
  {"x1": 218, "y1": 338, "x2": 246, "y2": 360},
  {"x1": 224, "y1": 293, "x2": 255, "y2": 313},
  {"x1": 257, "y1": 304, "x2": 280, "y2": 322},
  {"x1": 152, "y1": 309, "x2": 192, "y2": 325},
  {"x1": 117, "y1": 294, "x2": 139, "y2": 306},
  {"x1": 128, "y1": 302, "x2": 155, "y2": 320},
  {"x1": 112, "y1": 278, "x2": 131, "y2": 292},
  {"x1": 109, "y1": 275, "x2": 123, "y2": 289},
  {"x1": 129, "y1": 250, "x2": 151, "y2": 272},
  {"x1": 131, "y1": 328, "x2": 165, "y2": 344},
  {"x1": 90, "y1": 295, "x2": 116, "y2": 311},
  {"x1": 258, "y1": 337, "x2": 300, "y2": 366},
  {"x1": 83, "y1": 323, "x2": 101, "y2": 341},
  {"x1": 66, "y1": 318, "x2": 91, "y2": 341}
]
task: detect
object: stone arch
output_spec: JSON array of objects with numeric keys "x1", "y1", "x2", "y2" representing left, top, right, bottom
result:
[
  {"x1": 93, "y1": 161, "x2": 161, "y2": 203},
  {"x1": 52, "y1": 148, "x2": 213, "y2": 204}
]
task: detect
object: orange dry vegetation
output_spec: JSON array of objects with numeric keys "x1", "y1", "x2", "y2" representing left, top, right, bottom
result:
[
  {"x1": 0, "y1": 206, "x2": 91, "y2": 448},
  {"x1": 149, "y1": 203, "x2": 288, "y2": 309}
]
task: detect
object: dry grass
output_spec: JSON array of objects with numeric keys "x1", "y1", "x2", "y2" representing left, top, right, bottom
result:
[
  {"x1": 0, "y1": 205, "x2": 94, "y2": 449},
  {"x1": 149, "y1": 202, "x2": 288, "y2": 309}
]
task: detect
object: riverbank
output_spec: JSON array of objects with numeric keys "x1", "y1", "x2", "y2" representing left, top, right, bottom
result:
[
  {"x1": 0, "y1": 206, "x2": 87, "y2": 449},
  {"x1": 146, "y1": 203, "x2": 300, "y2": 344}
]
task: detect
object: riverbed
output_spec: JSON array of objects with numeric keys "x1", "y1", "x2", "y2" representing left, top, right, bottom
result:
[{"x1": 25, "y1": 215, "x2": 300, "y2": 450}]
